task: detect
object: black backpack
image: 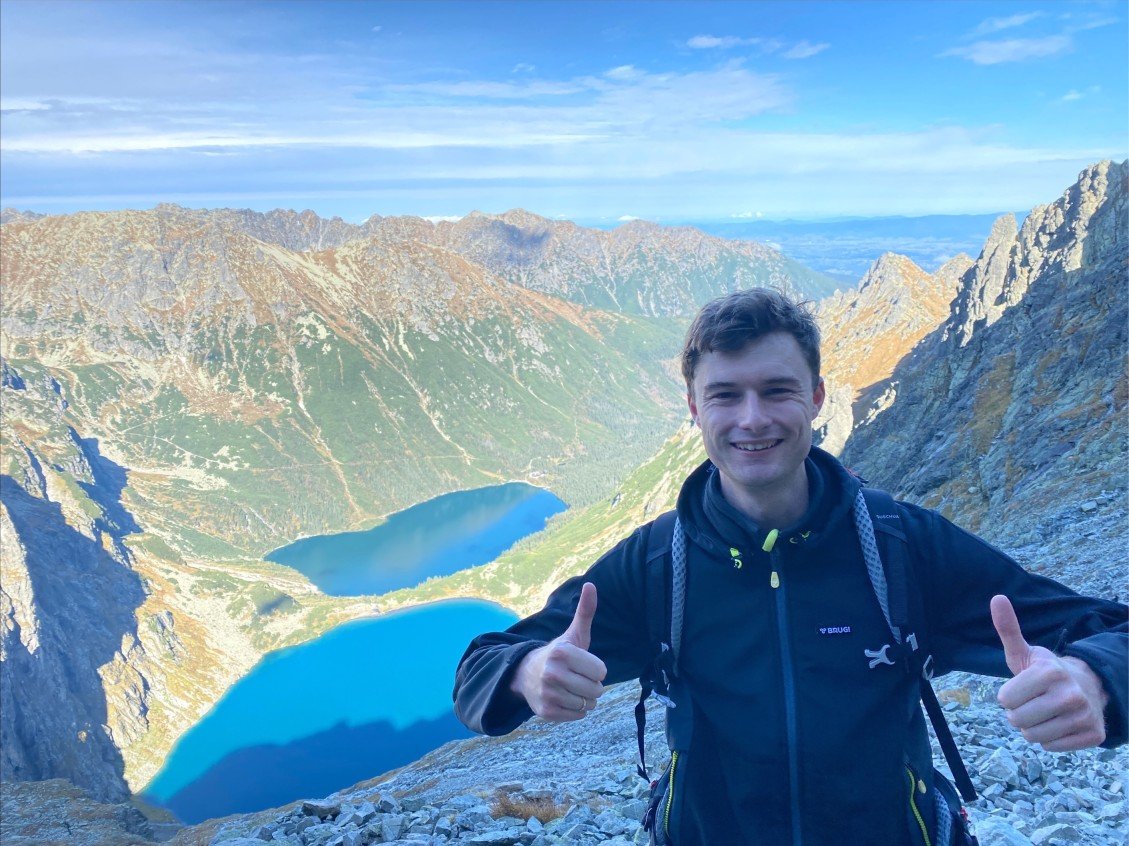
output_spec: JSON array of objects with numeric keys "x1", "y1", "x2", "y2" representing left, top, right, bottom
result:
[{"x1": 634, "y1": 487, "x2": 980, "y2": 846}]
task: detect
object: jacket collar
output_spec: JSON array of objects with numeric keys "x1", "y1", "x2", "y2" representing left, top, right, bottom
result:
[{"x1": 676, "y1": 446, "x2": 862, "y2": 555}]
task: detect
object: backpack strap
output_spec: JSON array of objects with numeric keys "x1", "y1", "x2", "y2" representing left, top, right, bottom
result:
[
  {"x1": 857, "y1": 488, "x2": 978, "y2": 803},
  {"x1": 636, "y1": 510, "x2": 680, "y2": 780}
]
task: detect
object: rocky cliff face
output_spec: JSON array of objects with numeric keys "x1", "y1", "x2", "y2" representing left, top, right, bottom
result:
[
  {"x1": 841, "y1": 160, "x2": 1127, "y2": 552},
  {"x1": 814, "y1": 251, "x2": 968, "y2": 453}
]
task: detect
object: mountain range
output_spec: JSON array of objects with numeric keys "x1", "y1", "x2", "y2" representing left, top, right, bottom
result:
[
  {"x1": 0, "y1": 161, "x2": 1125, "y2": 842},
  {"x1": 0, "y1": 205, "x2": 834, "y2": 800}
]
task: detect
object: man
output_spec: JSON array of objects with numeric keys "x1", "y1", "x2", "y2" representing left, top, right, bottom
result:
[{"x1": 453, "y1": 289, "x2": 1127, "y2": 845}]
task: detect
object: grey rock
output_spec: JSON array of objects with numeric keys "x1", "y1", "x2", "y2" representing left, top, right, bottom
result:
[
  {"x1": 446, "y1": 794, "x2": 486, "y2": 811},
  {"x1": 462, "y1": 831, "x2": 523, "y2": 845},
  {"x1": 973, "y1": 817, "x2": 1033, "y2": 846},
  {"x1": 382, "y1": 814, "x2": 407, "y2": 840},
  {"x1": 303, "y1": 800, "x2": 342, "y2": 819},
  {"x1": 1030, "y1": 822, "x2": 1085, "y2": 844},
  {"x1": 455, "y1": 807, "x2": 493, "y2": 831},
  {"x1": 982, "y1": 748, "x2": 1021, "y2": 787}
]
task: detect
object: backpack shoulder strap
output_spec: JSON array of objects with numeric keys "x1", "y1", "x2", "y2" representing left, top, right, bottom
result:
[
  {"x1": 856, "y1": 487, "x2": 978, "y2": 803},
  {"x1": 858, "y1": 487, "x2": 911, "y2": 639},
  {"x1": 636, "y1": 510, "x2": 679, "y2": 780},
  {"x1": 643, "y1": 510, "x2": 677, "y2": 656}
]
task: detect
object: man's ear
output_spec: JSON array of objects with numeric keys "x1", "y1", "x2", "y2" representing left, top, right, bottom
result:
[
  {"x1": 812, "y1": 377, "x2": 826, "y2": 416},
  {"x1": 687, "y1": 390, "x2": 698, "y2": 426}
]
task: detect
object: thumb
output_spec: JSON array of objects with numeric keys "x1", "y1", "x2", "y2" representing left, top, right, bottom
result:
[
  {"x1": 562, "y1": 582, "x2": 597, "y2": 651},
  {"x1": 991, "y1": 594, "x2": 1033, "y2": 675}
]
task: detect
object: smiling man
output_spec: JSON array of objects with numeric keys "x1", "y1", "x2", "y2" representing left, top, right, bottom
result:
[{"x1": 454, "y1": 288, "x2": 1128, "y2": 846}]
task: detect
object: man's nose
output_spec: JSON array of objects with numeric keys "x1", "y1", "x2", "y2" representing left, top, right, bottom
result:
[{"x1": 737, "y1": 394, "x2": 769, "y2": 429}]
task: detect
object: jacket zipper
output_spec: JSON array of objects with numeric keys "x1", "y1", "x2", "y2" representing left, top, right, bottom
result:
[
  {"x1": 663, "y1": 750, "x2": 680, "y2": 836},
  {"x1": 906, "y1": 766, "x2": 931, "y2": 846},
  {"x1": 769, "y1": 541, "x2": 803, "y2": 846}
]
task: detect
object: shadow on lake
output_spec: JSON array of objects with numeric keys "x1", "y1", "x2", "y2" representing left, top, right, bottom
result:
[{"x1": 151, "y1": 711, "x2": 473, "y2": 823}]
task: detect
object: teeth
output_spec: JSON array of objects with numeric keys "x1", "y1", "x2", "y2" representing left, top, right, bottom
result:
[{"x1": 734, "y1": 441, "x2": 778, "y2": 452}]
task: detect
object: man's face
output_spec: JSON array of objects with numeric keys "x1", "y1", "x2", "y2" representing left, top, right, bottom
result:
[{"x1": 688, "y1": 331, "x2": 825, "y2": 516}]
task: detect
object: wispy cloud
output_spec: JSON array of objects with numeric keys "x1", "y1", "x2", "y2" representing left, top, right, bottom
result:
[
  {"x1": 782, "y1": 41, "x2": 829, "y2": 60},
  {"x1": 688, "y1": 34, "x2": 826, "y2": 57},
  {"x1": 1058, "y1": 85, "x2": 1100, "y2": 103},
  {"x1": 942, "y1": 35, "x2": 1072, "y2": 65},
  {"x1": 687, "y1": 35, "x2": 763, "y2": 49},
  {"x1": 0, "y1": 62, "x2": 792, "y2": 156},
  {"x1": 971, "y1": 12, "x2": 1044, "y2": 37}
]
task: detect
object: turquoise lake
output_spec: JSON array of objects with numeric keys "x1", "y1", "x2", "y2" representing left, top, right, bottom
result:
[
  {"x1": 265, "y1": 482, "x2": 567, "y2": 596},
  {"x1": 143, "y1": 600, "x2": 518, "y2": 823},
  {"x1": 143, "y1": 483, "x2": 563, "y2": 822}
]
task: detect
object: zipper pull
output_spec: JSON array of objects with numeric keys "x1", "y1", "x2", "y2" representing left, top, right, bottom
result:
[{"x1": 763, "y1": 530, "x2": 781, "y2": 588}]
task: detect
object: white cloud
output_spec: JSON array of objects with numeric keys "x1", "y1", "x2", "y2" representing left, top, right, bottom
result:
[
  {"x1": 0, "y1": 98, "x2": 51, "y2": 111},
  {"x1": 942, "y1": 35, "x2": 1072, "y2": 65},
  {"x1": 387, "y1": 79, "x2": 584, "y2": 98},
  {"x1": 1058, "y1": 85, "x2": 1101, "y2": 103},
  {"x1": 617, "y1": 214, "x2": 640, "y2": 221},
  {"x1": 687, "y1": 35, "x2": 760, "y2": 49},
  {"x1": 971, "y1": 12, "x2": 1044, "y2": 37},
  {"x1": 371, "y1": 25, "x2": 382, "y2": 33},
  {"x1": 423, "y1": 215, "x2": 462, "y2": 222},
  {"x1": 730, "y1": 211, "x2": 763, "y2": 219},
  {"x1": 782, "y1": 41, "x2": 829, "y2": 60},
  {"x1": 512, "y1": 62, "x2": 536, "y2": 73},
  {"x1": 604, "y1": 64, "x2": 641, "y2": 80}
]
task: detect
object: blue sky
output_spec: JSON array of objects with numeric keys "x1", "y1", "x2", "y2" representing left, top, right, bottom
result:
[{"x1": 1, "y1": 0, "x2": 1125, "y2": 222}]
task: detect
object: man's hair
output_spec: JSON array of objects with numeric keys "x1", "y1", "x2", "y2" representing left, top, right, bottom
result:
[{"x1": 680, "y1": 288, "x2": 821, "y2": 390}]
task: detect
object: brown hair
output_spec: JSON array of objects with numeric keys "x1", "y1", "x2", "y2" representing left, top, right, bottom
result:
[{"x1": 680, "y1": 288, "x2": 821, "y2": 390}]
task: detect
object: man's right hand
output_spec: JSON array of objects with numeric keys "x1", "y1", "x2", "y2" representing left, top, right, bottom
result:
[{"x1": 509, "y1": 582, "x2": 608, "y2": 722}]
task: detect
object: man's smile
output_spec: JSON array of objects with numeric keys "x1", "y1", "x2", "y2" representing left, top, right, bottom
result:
[{"x1": 732, "y1": 439, "x2": 783, "y2": 453}]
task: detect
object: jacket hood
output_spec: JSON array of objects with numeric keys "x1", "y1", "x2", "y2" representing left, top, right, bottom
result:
[{"x1": 676, "y1": 446, "x2": 862, "y2": 556}]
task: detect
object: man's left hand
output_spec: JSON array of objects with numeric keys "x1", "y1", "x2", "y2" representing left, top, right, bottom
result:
[{"x1": 991, "y1": 594, "x2": 1109, "y2": 751}]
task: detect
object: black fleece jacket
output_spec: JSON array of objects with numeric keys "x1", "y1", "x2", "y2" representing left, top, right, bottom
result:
[{"x1": 453, "y1": 448, "x2": 1128, "y2": 846}]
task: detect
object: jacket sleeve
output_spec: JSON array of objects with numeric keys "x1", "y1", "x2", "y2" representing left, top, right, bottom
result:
[
  {"x1": 452, "y1": 523, "x2": 658, "y2": 736},
  {"x1": 903, "y1": 502, "x2": 1129, "y2": 747}
]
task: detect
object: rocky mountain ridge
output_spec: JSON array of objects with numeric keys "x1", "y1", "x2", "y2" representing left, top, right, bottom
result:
[
  {"x1": 842, "y1": 159, "x2": 1127, "y2": 546},
  {"x1": 1, "y1": 162, "x2": 1124, "y2": 846}
]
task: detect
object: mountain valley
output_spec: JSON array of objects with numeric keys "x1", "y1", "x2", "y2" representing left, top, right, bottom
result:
[{"x1": 0, "y1": 162, "x2": 1125, "y2": 846}]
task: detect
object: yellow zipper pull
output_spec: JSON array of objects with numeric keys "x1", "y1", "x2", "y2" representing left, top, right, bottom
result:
[{"x1": 763, "y1": 530, "x2": 781, "y2": 588}]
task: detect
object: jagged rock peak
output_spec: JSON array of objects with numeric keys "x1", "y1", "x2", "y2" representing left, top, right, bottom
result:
[
  {"x1": 934, "y1": 253, "x2": 975, "y2": 288},
  {"x1": 945, "y1": 159, "x2": 1126, "y2": 347},
  {"x1": 858, "y1": 252, "x2": 930, "y2": 292},
  {"x1": 0, "y1": 208, "x2": 46, "y2": 225}
]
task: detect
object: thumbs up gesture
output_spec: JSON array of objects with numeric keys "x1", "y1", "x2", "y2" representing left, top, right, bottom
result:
[
  {"x1": 991, "y1": 595, "x2": 1109, "y2": 751},
  {"x1": 510, "y1": 582, "x2": 608, "y2": 722}
]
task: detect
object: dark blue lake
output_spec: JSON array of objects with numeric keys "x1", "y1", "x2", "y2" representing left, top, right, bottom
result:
[
  {"x1": 142, "y1": 600, "x2": 518, "y2": 823},
  {"x1": 265, "y1": 482, "x2": 567, "y2": 596}
]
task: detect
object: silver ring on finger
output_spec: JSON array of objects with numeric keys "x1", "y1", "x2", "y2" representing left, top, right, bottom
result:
[{"x1": 580, "y1": 697, "x2": 588, "y2": 711}]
